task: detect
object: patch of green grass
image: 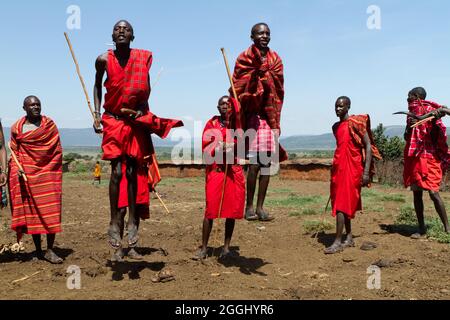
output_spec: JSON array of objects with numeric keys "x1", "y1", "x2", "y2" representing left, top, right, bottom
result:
[
  {"x1": 395, "y1": 205, "x2": 417, "y2": 225},
  {"x1": 380, "y1": 194, "x2": 406, "y2": 203},
  {"x1": 303, "y1": 220, "x2": 333, "y2": 234},
  {"x1": 371, "y1": 206, "x2": 386, "y2": 213},
  {"x1": 427, "y1": 219, "x2": 450, "y2": 244},
  {"x1": 394, "y1": 205, "x2": 450, "y2": 244},
  {"x1": 362, "y1": 189, "x2": 406, "y2": 203},
  {"x1": 267, "y1": 195, "x2": 324, "y2": 208},
  {"x1": 289, "y1": 208, "x2": 320, "y2": 217}
]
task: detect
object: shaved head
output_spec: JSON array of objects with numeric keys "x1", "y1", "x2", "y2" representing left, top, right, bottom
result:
[
  {"x1": 23, "y1": 95, "x2": 40, "y2": 106},
  {"x1": 113, "y1": 20, "x2": 134, "y2": 35},
  {"x1": 251, "y1": 22, "x2": 270, "y2": 36},
  {"x1": 336, "y1": 96, "x2": 351, "y2": 106}
]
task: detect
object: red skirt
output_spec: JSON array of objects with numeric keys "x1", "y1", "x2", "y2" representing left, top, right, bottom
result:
[{"x1": 205, "y1": 165, "x2": 245, "y2": 220}]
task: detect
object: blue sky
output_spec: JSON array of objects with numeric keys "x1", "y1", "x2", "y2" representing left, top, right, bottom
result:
[{"x1": 1, "y1": 0, "x2": 450, "y2": 136}]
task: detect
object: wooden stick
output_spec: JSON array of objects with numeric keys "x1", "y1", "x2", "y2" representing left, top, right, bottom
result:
[
  {"x1": 12, "y1": 271, "x2": 41, "y2": 284},
  {"x1": 152, "y1": 67, "x2": 164, "y2": 89},
  {"x1": 218, "y1": 48, "x2": 239, "y2": 219},
  {"x1": 64, "y1": 32, "x2": 96, "y2": 121},
  {"x1": 411, "y1": 116, "x2": 435, "y2": 128},
  {"x1": 154, "y1": 191, "x2": 170, "y2": 214},
  {"x1": 324, "y1": 196, "x2": 331, "y2": 214},
  {"x1": 8, "y1": 142, "x2": 27, "y2": 182}
]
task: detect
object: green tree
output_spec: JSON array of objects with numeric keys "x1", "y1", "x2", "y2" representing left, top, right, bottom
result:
[{"x1": 372, "y1": 124, "x2": 405, "y2": 160}]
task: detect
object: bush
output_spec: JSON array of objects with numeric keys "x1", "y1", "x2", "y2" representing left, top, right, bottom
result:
[{"x1": 372, "y1": 124, "x2": 405, "y2": 161}]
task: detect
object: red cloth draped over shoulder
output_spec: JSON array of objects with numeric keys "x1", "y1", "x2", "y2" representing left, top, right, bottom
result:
[
  {"x1": 202, "y1": 116, "x2": 245, "y2": 220},
  {"x1": 8, "y1": 116, "x2": 62, "y2": 234},
  {"x1": 232, "y1": 45, "x2": 287, "y2": 162},
  {"x1": 330, "y1": 115, "x2": 381, "y2": 219},
  {"x1": 403, "y1": 99, "x2": 450, "y2": 191},
  {"x1": 347, "y1": 114, "x2": 382, "y2": 180}
]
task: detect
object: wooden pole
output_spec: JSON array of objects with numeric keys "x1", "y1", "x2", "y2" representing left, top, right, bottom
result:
[
  {"x1": 64, "y1": 32, "x2": 96, "y2": 121},
  {"x1": 8, "y1": 142, "x2": 27, "y2": 182},
  {"x1": 217, "y1": 48, "x2": 239, "y2": 219}
]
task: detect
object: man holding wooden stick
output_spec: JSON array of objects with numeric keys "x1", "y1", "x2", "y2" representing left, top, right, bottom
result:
[
  {"x1": 193, "y1": 96, "x2": 245, "y2": 261},
  {"x1": 231, "y1": 23, "x2": 288, "y2": 222},
  {"x1": 8, "y1": 96, "x2": 63, "y2": 264},
  {"x1": 403, "y1": 87, "x2": 450, "y2": 237},
  {"x1": 94, "y1": 20, "x2": 182, "y2": 262}
]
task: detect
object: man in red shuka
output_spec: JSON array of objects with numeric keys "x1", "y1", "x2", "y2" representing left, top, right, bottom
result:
[
  {"x1": 8, "y1": 96, "x2": 63, "y2": 264},
  {"x1": 93, "y1": 20, "x2": 182, "y2": 262},
  {"x1": 193, "y1": 96, "x2": 245, "y2": 261},
  {"x1": 326, "y1": 96, "x2": 381, "y2": 254},
  {"x1": 232, "y1": 23, "x2": 287, "y2": 222},
  {"x1": 403, "y1": 87, "x2": 450, "y2": 238}
]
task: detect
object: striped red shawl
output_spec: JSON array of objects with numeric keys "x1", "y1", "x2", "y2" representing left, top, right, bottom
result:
[
  {"x1": 8, "y1": 116, "x2": 63, "y2": 234},
  {"x1": 232, "y1": 45, "x2": 284, "y2": 131}
]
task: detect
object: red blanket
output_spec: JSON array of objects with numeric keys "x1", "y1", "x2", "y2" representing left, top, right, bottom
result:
[
  {"x1": 330, "y1": 115, "x2": 381, "y2": 219},
  {"x1": 232, "y1": 45, "x2": 287, "y2": 161},
  {"x1": 8, "y1": 116, "x2": 62, "y2": 234},
  {"x1": 405, "y1": 99, "x2": 450, "y2": 169},
  {"x1": 202, "y1": 116, "x2": 245, "y2": 219}
]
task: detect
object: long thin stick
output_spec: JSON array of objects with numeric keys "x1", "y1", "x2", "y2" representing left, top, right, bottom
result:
[
  {"x1": 154, "y1": 191, "x2": 170, "y2": 214},
  {"x1": 152, "y1": 67, "x2": 164, "y2": 89},
  {"x1": 411, "y1": 116, "x2": 435, "y2": 128},
  {"x1": 12, "y1": 271, "x2": 41, "y2": 284},
  {"x1": 218, "y1": 48, "x2": 238, "y2": 219},
  {"x1": 64, "y1": 32, "x2": 96, "y2": 120},
  {"x1": 8, "y1": 142, "x2": 27, "y2": 182}
]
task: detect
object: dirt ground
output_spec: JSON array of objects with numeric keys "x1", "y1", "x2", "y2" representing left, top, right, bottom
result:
[{"x1": 0, "y1": 173, "x2": 449, "y2": 300}]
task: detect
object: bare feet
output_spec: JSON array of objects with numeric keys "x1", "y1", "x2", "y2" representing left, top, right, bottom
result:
[{"x1": 44, "y1": 249, "x2": 63, "y2": 264}]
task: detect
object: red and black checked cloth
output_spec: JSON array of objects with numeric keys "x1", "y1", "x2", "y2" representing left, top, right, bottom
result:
[{"x1": 406, "y1": 99, "x2": 450, "y2": 169}]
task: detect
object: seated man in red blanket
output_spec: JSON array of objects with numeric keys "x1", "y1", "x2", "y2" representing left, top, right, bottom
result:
[
  {"x1": 8, "y1": 96, "x2": 63, "y2": 264},
  {"x1": 403, "y1": 87, "x2": 450, "y2": 238},
  {"x1": 232, "y1": 23, "x2": 287, "y2": 222},
  {"x1": 193, "y1": 96, "x2": 245, "y2": 261},
  {"x1": 326, "y1": 96, "x2": 381, "y2": 254},
  {"x1": 94, "y1": 20, "x2": 182, "y2": 262}
]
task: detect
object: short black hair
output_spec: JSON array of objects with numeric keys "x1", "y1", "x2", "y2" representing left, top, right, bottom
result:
[
  {"x1": 336, "y1": 96, "x2": 351, "y2": 106},
  {"x1": 23, "y1": 95, "x2": 40, "y2": 106},
  {"x1": 251, "y1": 23, "x2": 270, "y2": 36},
  {"x1": 410, "y1": 87, "x2": 427, "y2": 100},
  {"x1": 113, "y1": 20, "x2": 134, "y2": 35},
  {"x1": 218, "y1": 95, "x2": 230, "y2": 104}
]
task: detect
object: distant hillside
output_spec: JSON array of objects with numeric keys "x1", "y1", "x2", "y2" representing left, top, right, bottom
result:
[
  {"x1": 4, "y1": 125, "x2": 448, "y2": 150},
  {"x1": 3, "y1": 128, "x2": 178, "y2": 148}
]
